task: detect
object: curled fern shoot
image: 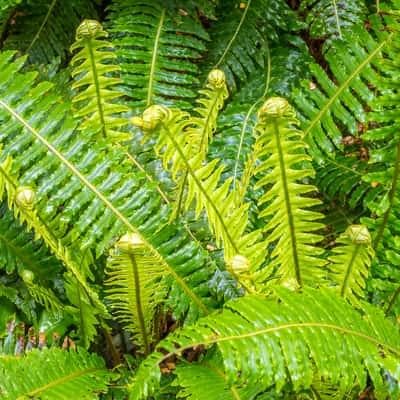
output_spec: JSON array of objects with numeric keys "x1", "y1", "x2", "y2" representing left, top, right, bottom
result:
[
  {"x1": 105, "y1": 232, "x2": 166, "y2": 355},
  {"x1": 132, "y1": 99, "x2": 266, "y2": 291},
  {"x1": 70, "y1": 19, "x2": 129, "y2": 142},
  {"x1": 253, "y1": 97, "x2": 326, "y2": 287},
  {"x1": 328, "y1": 225, "x2": 374, "y2": 307}
]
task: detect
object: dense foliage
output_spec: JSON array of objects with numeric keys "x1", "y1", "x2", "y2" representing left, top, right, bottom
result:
[{"x1": 0, "y1": 0, "x2": 399, "y2": 399}]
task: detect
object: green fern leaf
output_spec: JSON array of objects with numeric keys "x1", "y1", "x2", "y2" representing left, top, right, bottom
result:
[
  {"x1": 0, "y1": 51, "x2": 215, "y2": 324},
  {"x1": 253, "y1": 97, "x2": 326, "y2": 287},
  {"x1": 130, "y1": 288, "x2": 400, "y2": 399},
  {"x1": 70, "y1": 20, "x2": 130, "y2": 142},
  {"x1": 300, "y1": 0, "x2": 367, "y2": 42},
  {"x1": 328, "y1": 225, "x2": 374, "y2": 306},
  {"x1": 294, "y1": 15, "x2": 397, "y2": 162},
  {"x1": 205, "y1": 0, "x2": 303, "y2": 91},
  {"x1": 2, "y1": 0, "x2": 98, "y2": 64},
  {"x1": 132, "y1": 102, "x2": 266, "y2": 290},
  {"x1": 106, "y1": 0, "x2": 209, "y2": 112},
  {"x1": 0, "y1": 348, "x2": 115, "y2": 399},
  {"x1": 105, "y1": 232, "x2": 166, "y2": 354}
]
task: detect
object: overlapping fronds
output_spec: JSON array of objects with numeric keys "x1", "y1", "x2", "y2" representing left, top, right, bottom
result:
[
  {"x1": 293, "y1": 14, "x2": 397, "y2": 163},
  {"x1": 132, "y1": 100, "x2": 266, "y2": 290},
  {"x1": 328, "y1": 225, "x2": 374, "y2": 306},
  {"x1": 315, "y1": 155, "x2": 380, "y2": 209},
  {"x1": 70, "y1": 20, "x2": 129, "y2": 142},
  {"x1": 105, "y1": 232, "x2": 166, "y2": 354},
  {"x1": 130, "y1": 288, "x2": 400, "y2": 399},
  {"x1": 359, "y1": 22, "x2": 400, "y2": 314},
  {"x1": 0, "y1": 348, "x2": 115, "y2": 399},
  {"x1": 2, "y1": 0, "x2": 98, "y2": 64},
  {"x1": 0, "y1": 202, "x2": 62, "y2": 278},
  {"x1": 252, "y1": 97, "x2": 326, "y2": 287},
  {"x1": 0, "y1": 51, "x2": 216, "y2": 324},
  {"x1": 300, "y1": 0, "x2": 367, "y2": 42},
  {"x1": 106, "y1": 0, "x2": 209, "y2": 112},
  {"x1": 205, "y1": 0, "x2": 303, "y2": 91}
]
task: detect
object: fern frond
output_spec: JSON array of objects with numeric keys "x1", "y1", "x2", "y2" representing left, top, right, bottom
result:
[
  {"x1": 315, "y1": 155, "x2": 381, "y2": 209},
  {"x1": 130, "y1": 288, "x2": 400, "y2": 399},
  {"x1": 0, "y1": 348, "x2": 114, "y2": 399},
  {"x1": 0, "y1": 51, "x2": 215, "y2": 323},
  {"x1": 0, "y1": 202, "x2": 62, "y2": 277},
  {"x1": 328, "y1": 225, "x2": 374, "y2": 306},
  {"x1": 300, "y1": 0, "x2": 367, "y2": 42},
  {"x1": 205, "y1": 0, "x2": 303, "y2": 90},
  {"x1": 106, "y1": 0, "x2": 209, "y2": 112},
  {"x1": 105, "y1": 232, "x2": 166, "y2": 355},
  {"x1": 294, "y1": 15, "x2": 397, "y2": 162},
  {"x1": 20, "y1": 269, "x2": 64, "y2": 317},
  {"x1": 359, "y1": 20, "x2": 400, "y2": 314},
  {"x1": 132, "y1": 103, "x2": 266, "y2": 290},
  {"x1": 253, "y1": 97, "x2": 326, "y2": 287},
  {"x1": 70, "y1": 20, "x2": 130, "y2": 142},
  {"x1": 2, "y1": 0, "x2": 98, "y2": 64}
]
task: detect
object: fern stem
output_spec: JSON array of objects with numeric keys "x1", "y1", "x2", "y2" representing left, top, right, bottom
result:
[
  {"x1": 129, "y1": 252, "x2": 150, "y2": 355},
  {"x1": 157, "y1": 322, "x2": 400, "y2": 367},
  {"x1": 234, "y1": 40, "x2": 271, "y2": 200},
  {"x1": 340, "y1": 244, "x2": 360, "y2": 298},
  {"x1": 84, "y1": 28, "x2": 107, "y2": 138},
  {"x1": 304, "y1": 34, "x2": 392, "y2": 139},
  {"x1": 273, "y1": 120, "x2": 301, "y2": 286},
  {"x1": 25, "y1": 0, "x2": 57, "y2": 55},
  {"x1": 19, "y1": 367, "x2": 103, "y2": 400},
  {"x1": 147, "y1": 8, "x2": 165, "y2": 106},
  {"x1": 332, "y1": 0, "x2": 342, "y2": 39},
  {"x1": 161, "y1": 123, "x2": 240, "y2": 255},
  {"x1": 215, "y1": 0, "x2": 251, "y2": 68},
  {"x1": 0, "y1": 98, "x2": 210, "y2": 316},
  {"x1": 373, "y1": 139, "x2": 400, "y2": 250}
]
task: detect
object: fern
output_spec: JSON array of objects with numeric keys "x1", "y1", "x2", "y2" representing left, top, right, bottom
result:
[
  {"x1": 106, "y1": 0, "x2": 209, "y2": 112},
  {"x1": 2, "y1": 0, "x2": 98, "y2": 64},
  {"x1": 70, "y1": 20, "x2": 130, "y2": 142},
  {"x1": 105, "y1": 232, "x2": 166, "y2": 355},
  {"x1": 0, "y1": 50, "x2": 217, "y2": 324},
  {"x1": 293, "y1": 14, "x2": 397, "y2": 163},
  {"x1": 0, "y1": 348, "x2": 115, "y2": 399},
  {"x1": 205, "y1": 0, "x2": 303, "y2": 91},
  {"x1": 130, "y1": 288, "x2": 400, "y2": 399},
  {"x1": 300, "y1": 0, "x2": 367, "y2": 41},
  {"x1": 132, "y1": 101, "x2": 266, "y2": 290},
  {"x1": 252, "y1": 97, "x2": 326, "y2": 287},
  {"x1": 328, "y1": 225, "x2": 374, "y2": 306}
]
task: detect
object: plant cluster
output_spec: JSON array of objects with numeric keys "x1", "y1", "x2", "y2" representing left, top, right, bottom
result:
[{"x1": 0, "y1": 0, "x2": 399, "y2": 399}]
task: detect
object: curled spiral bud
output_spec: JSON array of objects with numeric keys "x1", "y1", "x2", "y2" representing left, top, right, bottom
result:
[
  {"x1": 76, "y1": 19, "x2": 106, "y2": 40},
  {"x1": 131, "y1": 105, "x2": 168, "y2": 131},
  {"x1": 117, "y1": 232, "x2": 144, "y2": 251},
  {"x1": 207, "y1": 69, "x2": 226, "y2": 89},
  {"x1": 345, "y1": 225, "x2": 371, "y2": 245},
  {"x1": 21, "y1": 269, "x2": 35, "y2": 283},
  {"x1": 257, "y1": 97, "x2": 291, "y2": 120},
  {"x1": 15, "y1": 186, "x2": 35, "y2": 211},
  {"x1": 229, "y1": 255, "x2": 250, "y2": 274}
]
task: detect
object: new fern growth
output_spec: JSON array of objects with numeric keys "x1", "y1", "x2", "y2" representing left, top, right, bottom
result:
[{"x1": 252, "y1": 97, "x2": 326, "y2": 288}]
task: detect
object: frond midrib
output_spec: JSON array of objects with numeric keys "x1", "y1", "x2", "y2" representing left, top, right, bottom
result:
[
  {"x1": 162, "y1": 122, "x2": 240, "y2": 255},
  {"x1": 17, "y1": 367, "x2": 103, "y2": 399},
  {"x1": 304, "y1": 33, "x2": 393, "y2": 138},
  {"x1": 340, "y1": 244, "x2": 361, "y2": 298},
  {"x1": 273, "y1": 119, "x2": 301, "y2": 286}
]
